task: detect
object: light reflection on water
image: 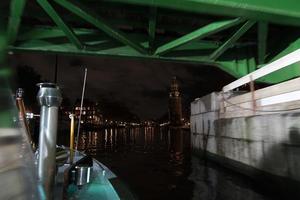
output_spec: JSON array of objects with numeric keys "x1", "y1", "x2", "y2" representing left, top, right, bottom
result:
[
  {"x1": 78, "y1": 127, "x2": 187, "y2": 161},
  {"x1": 74, "y1": 127, "x2": 276, "y2": 200}
]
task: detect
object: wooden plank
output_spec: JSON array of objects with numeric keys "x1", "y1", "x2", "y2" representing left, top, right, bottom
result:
[
  {"x1": 224, "y1": 76, "x2": 300, "y2": 106},
  {"x1": 223, "y1": 49, "x2": 300, "y2": 92},
  {"x1": 221, "y1": 99, "x2": 300, "y2": 119}
]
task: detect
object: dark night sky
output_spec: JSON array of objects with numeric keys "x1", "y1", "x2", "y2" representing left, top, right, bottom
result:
[{"x1": 9, "y1": 53, "x2": 234, "y2": 119}]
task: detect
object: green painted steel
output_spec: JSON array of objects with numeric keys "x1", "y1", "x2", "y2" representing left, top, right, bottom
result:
[
  {"x1": 257, "y1": 22, "x2": 268, "y2": 65},
  {"x1": 37, "y1": 0, "x2": 83, "y2": 49},
  {"x1": 17, "y1": 26, "x2": 220, "y2": 51},
  {"x1": 18, "y1": 27, "x2": 100, "y2": 41},
  {"x1": 108, "y1": 0, "x2": 300, "y2": 27},
  {"x1": 0, "y1": 0, "x2": 23, "y2": 128},
  {"x1": 7, "y1": 0, "x2": 26, "y2": 44},
  {"x1": 1, "y1": 0, "x2": 300, "y2": 84},
  {"x1": 53, "y1": 0, "x2": 148, "y2": 54},
  {"x1": 209, "y1": 21, "x2": 255, "y2": 60},
  {"x1": 155, "y1": 18, "x2": 243, "y2": 55},
  {"x1": 148, "y1": 7, "x2": 157, "y2": 53},
  {"x1": 0, "y1": 31, "x2": 6, "y2": 64},
  {"x1": 10, "y1": 39, "x2": 216, "y2": 66},
  {"x1": 259, "y1": 38, "x2": 300, "y2": 83},
  {"x1": 218, "y1": 58, "x2": 256, "y2": 79}
]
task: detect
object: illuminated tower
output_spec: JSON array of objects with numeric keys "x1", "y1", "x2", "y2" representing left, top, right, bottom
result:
[{"x1": 168, "y1": 77, "x2": 183, "y2": 126}]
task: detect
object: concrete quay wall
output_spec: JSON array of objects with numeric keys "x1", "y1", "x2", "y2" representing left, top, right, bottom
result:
[{"x1": 191, "y1": 91, "x2": 300, "y2": 183}]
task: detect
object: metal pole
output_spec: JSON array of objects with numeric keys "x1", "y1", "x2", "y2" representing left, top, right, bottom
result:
[
  {"x1": 75, "y1": 68, "x2": 88, "y2": 150},
  {"x1": 15, "y1": 88, "x2": 35, "y2": 150},
  {"x1": 69, "y1": 113, "x2": 75, "y2": 163},
  {"x1": 37, "y1": 83, "x2": 62, "y2": 200},
  {"x1": 54, "y1": 54, "x2": 58, "y2": 83}
]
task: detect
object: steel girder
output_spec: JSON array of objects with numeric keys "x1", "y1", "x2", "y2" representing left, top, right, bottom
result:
[
  {"x1": 257, "y1": 22, "x2": 268, "y2": 65},
  {"x1": 7, "y1": 0, "x2": 26, "y2": 45},
  {"x1": 37, "y1": 0, "x2": 84, "y2": 49},
  {"x1": 209, "y1": 21, "x2": 255, "y2": 60},
  {"x1": 1, "y1": 0, "x2": 26, "y2": 127},
  {"x1": 54, "y1": 0, "x2": 148, "y2": 54},
  {"x1": 148, "y1": 7, "x2": 157, "y2": 53},
  {"x1": 155, "y1": 18, "x2": 244, "y2": 55},
  {"x1": 3, "y1": 0, "x2": 300, "y2": 84},
  {"x1": 107, "y1": 0, "x2": 300, "y2": 27}
]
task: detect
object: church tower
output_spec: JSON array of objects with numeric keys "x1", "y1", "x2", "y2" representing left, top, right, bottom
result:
[{"x1": 168, "y1": 77, "x2": 183, "y2": 126}]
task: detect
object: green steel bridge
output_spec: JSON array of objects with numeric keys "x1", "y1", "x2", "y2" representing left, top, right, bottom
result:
[
  {"x1": 1, "y1": 0, "x2": 300, "y2": 84},
  {"x1": 0, "y1": 1, "x2": 300, "y2": 198}
]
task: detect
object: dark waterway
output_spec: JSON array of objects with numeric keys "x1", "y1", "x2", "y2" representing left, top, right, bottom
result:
[{"x1": 69, "y1": 127, "x2": 278, "y2": 200}]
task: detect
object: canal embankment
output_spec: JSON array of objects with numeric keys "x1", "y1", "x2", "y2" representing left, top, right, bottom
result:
[{"x1": 191, "y1": 77, "x2": 300, "y2": 198}]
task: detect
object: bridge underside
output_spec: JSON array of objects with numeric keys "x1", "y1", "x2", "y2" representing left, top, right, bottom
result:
[{"x1": 2, "y1": 0, "x2": 300, "y2": 83}]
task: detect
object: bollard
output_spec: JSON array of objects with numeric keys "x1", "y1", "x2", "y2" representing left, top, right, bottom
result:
[{"x1": 37, "y1": 83, "x2": 62, "y2": 199}]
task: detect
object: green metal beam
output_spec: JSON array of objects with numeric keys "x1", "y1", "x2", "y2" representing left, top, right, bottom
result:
[
  {"x1": 148, "y1": 7, "x2": 157, "y2": 53},
  {"x1": 257, "y1": 22, "x2": 268, "y2": 65},
  {"x1": 53, "y1": 0, "x2": 148, "y2": 54},
  {"x1": 107, "y1": 0, "x2": 300, "y2": 27},
  {"x1": 210, "y1": 21, "x2": 255, "y2": 60},
  {"x1": 7, "y1": 0, "x2": 26, "y2": 45},
  {"x1": 154, "y1": 18, "x2": 243, "y2": 55},
  {"x1": 1, "y1": 4, "x2": 17, "y2": 128},
  {"x1": 259, "y1": 38, "x2": 300, "y2": 83},
  {"x1": 13, "y1": 38, "x2": 220, "y2": 52},
  {"x1": 0, "y1": 31, "x2": 7, "y2": 64},
  {"x1": 0, "y1": 11, "x2": 7, "y2": 63},
  {"x1": 37, "y1": 0, "x2": 83, "y2": 49},
  {"x1": 18, "y1": 26, "x2": 100, "y2": 41},
  {"x1": 11, "y1": 36, "x2": 300, "y2": 85},
  {"x1": 9, "y1": 39, "x2": 216, "y2": 65},
  {"x1": 218, "y1": 58, "x2": 256, "y2": 78},
  {"x1": 17, "y1": 26, "x2": 223, "y2": 51}
]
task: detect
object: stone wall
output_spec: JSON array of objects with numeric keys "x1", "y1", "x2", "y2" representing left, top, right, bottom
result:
[{"x1": 191, "y1": 91, "x2": 300, "y2": 182}]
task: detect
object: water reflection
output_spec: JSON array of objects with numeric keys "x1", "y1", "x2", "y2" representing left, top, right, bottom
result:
[
  {"x1": 78, "y1": 127, "x2": 180, "y2": 154},
  {"x1": 169, "y1": 128, "x2": 184, "y2": 165},
  {"x1": 78, "y1": 127, "x2": 188, "y2": 158},
  {"x1": 74, "y1": 127, "x2": 275, "y2": 200},
  {"x1": 189, "y1": 157, "x2": 276, "y2": 200}
]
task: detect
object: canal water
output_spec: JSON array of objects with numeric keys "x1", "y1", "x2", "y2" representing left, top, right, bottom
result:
[{"x1": 75, "y1": 127, "x2": 278, "y2": 200}]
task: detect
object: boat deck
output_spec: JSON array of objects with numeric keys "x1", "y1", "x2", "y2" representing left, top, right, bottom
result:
[{"x1": 55, "y1": 149, "x2": 121, "y2": 200}]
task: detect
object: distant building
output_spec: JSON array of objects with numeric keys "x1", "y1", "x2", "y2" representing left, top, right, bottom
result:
[
  {"x1": 168, "y1": 77, "x2": 183, "y2": 126},
  {"x1": 74, "y1": 99, "x2": 104, "y2": 128}
]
